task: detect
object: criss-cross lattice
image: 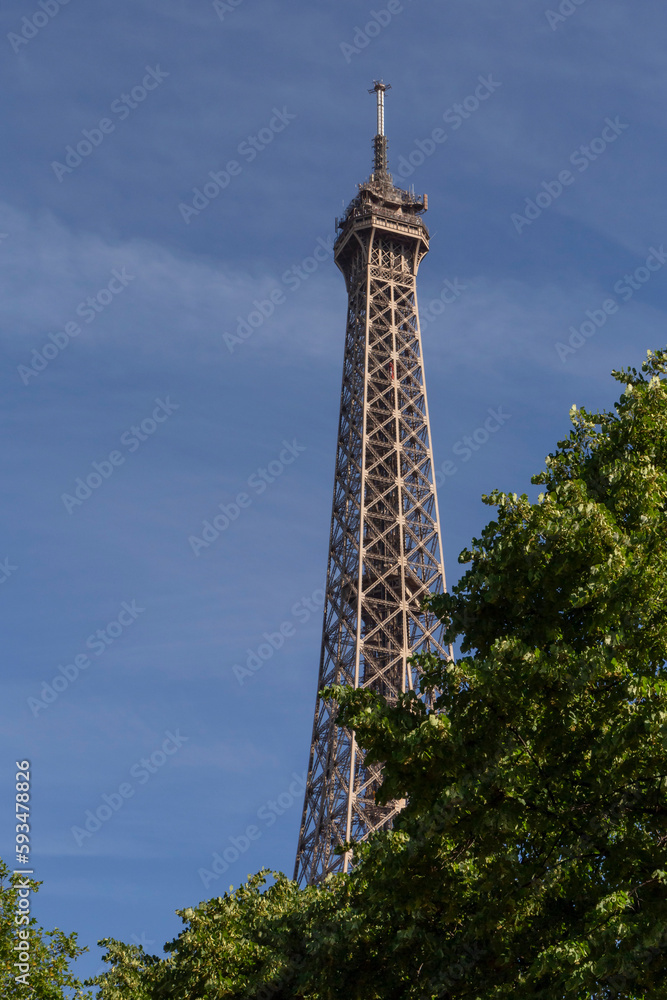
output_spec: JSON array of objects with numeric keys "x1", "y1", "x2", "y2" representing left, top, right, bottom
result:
[{"x1": 294, "y1": 172, "x2": 450, "y2": 886}]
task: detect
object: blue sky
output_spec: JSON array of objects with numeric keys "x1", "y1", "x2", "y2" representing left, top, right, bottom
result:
[{"x1": 1, "y1": 0, "x2": 666, "y2": 986}]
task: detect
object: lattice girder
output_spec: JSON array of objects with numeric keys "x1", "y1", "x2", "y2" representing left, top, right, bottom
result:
[{"x1": 295, "y1": 173, "x2": 449, "y2": 887}]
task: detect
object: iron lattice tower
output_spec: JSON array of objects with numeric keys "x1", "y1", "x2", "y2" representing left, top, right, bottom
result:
[{"x1": 294, "y1": 82, "x2": 449, "y2": 885}]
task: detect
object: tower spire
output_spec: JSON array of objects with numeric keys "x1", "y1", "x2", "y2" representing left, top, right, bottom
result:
[{"x1": 369, "y1": 79, "x2": 391, "y2": 178}]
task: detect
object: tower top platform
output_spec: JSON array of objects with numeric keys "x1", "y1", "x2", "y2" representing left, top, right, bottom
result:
[{"x1": 334, "y1": 83, "x2": 429, "y2": 249}]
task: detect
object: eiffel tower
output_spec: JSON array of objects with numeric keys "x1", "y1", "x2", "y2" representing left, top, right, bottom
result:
[{"x1": 294, "y1": 82, "x2": 449, "y2": 885}]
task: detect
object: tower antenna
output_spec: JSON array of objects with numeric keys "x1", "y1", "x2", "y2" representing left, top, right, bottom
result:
[{"x1": 368, "y1": 79, "x2": 391, "y2": 177}]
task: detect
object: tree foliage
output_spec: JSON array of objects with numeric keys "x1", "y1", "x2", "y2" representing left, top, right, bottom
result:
[
  {"x1": 92, "y1": 349, "x2": 667, "y2": 998},
  {"x1": 0, "y1": 859, "x2": 91, "y2": 999}
]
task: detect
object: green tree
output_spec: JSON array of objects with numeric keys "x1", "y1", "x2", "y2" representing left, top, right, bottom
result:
[
  {"x1": 93, "y1": 348, "x2": 667, "y2": 998},
  {"x1": 333, "y1": 347, "x2": 667, "y2": 997},
  {"x1": 0, "y1": 859, "x2": 91, "y2": 999}
]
